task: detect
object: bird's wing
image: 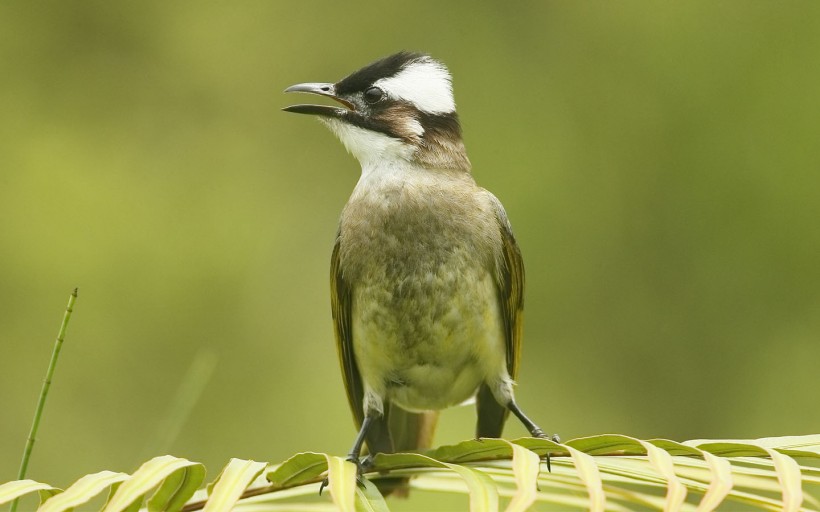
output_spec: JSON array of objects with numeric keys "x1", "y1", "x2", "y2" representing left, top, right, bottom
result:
[
  {"x1": 493, "y1": 198, "x2": 525, "y2": 379},
  {"x1": 476, "y1": 195, "x2": 525, "y2": 438},
  {"x1": 330, "y1": 233, "x2": 365, "y2": 427}
]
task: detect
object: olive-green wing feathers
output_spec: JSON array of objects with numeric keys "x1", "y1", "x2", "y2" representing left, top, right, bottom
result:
[
  {"x1": 476, "y1": 196, "x2": 525, "y2": 438},
  {"x1": 330, "y1": 234, "x2": 365, "y2": 428},
  {"x1": 494, "y1": 200, "x2": 525, "y2": 380}
]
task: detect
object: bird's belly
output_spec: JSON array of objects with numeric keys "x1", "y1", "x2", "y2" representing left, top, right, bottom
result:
[
  {"x1": 351, "y1": 267, "x2": 506, "y2": 412},
  {"x1": 388, "y1": 360, "x2": 485, "y2": 412}
]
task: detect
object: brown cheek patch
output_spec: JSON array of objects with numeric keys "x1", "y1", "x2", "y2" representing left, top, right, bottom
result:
[
  {"x1": 414, "y1": 111, "x2": 471, "y2": 171},
  {"x1": 373, "y1": 103, "x2": 424, "y2": 144},
  {"x1": 366, "y1": 104, "x2": 471, "y2": 171}
]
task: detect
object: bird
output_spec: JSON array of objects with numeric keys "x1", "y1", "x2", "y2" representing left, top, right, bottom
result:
[{"x1": 283, "y1": 51, "x2": 558, "y2": 488}]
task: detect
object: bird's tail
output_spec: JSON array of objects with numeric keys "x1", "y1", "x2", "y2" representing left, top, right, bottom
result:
[
  {"x1": 367, "y1": 406, "x2": 439, "y2": 497},
  {"x1": 390, "y1": 407, "x2": 439, "y2": 453}
]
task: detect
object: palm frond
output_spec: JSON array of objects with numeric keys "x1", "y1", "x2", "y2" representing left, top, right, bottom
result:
[{"x1": 2, "y1": 434, "x2": 818, "y2": 511}]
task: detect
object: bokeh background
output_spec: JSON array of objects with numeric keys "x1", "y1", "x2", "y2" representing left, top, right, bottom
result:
[{"x1": 2, "y1": 0, "x2": 819, "y2": 494}]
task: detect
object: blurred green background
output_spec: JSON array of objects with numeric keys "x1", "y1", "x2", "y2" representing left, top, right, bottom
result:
[{"x1": 2, "y1": 1, "x2": 819, "y2": 491}]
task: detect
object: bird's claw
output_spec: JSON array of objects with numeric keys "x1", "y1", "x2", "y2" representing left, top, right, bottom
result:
[{"x1": 531, "y1": 431, "x2": 561, "y2": 472}]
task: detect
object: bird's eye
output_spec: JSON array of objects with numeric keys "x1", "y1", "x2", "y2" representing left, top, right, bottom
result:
[{"x1": 364, "y1": 86, "x2": 384, "y2": 104}]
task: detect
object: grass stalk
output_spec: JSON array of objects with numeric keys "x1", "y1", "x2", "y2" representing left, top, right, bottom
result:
[{"x1": 10, "y1": 288, "x2": 78, "y2": 512}]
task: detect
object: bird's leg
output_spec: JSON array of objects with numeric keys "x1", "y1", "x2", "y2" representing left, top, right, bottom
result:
[
  {"x1": 319, "y1": 416, "x2": 374, "y2": 495},
  {"x1": 345, "y1": 415, "x2": 374, "y2": 467},
  {"x1": 506, "y1": 399, "x2": 560, "y2": 471}
]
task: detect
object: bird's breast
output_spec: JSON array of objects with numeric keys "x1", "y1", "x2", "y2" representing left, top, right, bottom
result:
[
  {"x1": 338, "y1": 171, "x2": 507, "y2": 411},
  {"x1": 338, "y1": 169, "x2": 498, "y2": 283}
]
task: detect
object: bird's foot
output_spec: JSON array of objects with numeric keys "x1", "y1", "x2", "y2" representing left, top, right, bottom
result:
[
  {"x1": 319, "y1": 455, "x2": 373, "y2": 495},
  {"x1": 531, "y1": 428, "x2": 560, "y2": 443},
  {"x1": 530, "y1": 430, "x2": 561, "y2": 472}
]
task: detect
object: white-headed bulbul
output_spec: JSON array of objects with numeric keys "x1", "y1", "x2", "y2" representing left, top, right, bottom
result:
[{"x1": 284, "y1": 51, "x2": 557, "y2": 489}]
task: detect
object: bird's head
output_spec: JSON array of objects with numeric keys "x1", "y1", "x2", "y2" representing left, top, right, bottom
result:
[{"x1": 284, "y1": 51, "x2": 470, "y2": 172}]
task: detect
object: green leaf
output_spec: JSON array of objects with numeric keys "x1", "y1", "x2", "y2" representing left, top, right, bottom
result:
[
  {"x1": 429, "y1": 438, "x2": 513, "y2": 463},
  {"x1": 686, "y1": 435, "x2": 820, "y2": 458},
  {"x1": 102, "y1": 455, "x2": 204, "y2": 512},
  {"x1": 694, "y1": 450, "x2": 734, "y2": 511},
  {"x1": 0, "y1": 479, "x2": 61, "y2": 507},
  {"x1": 203, "y1": 458, "x2": 267, "y2": 512},
  {"x1": 148, "y1": 460, "x2": 206, "y2": 512},
  {"x1": 266, "y1": 452, "x2": 328, "y2": 488},
  {"x1": 445, "y1": 463, "x2": 499, "y2": 512},
  {"x1": 638, "y1": 438, "x2": 687, "y2": 510},
  {"x1": 508, "y1": 436, "x2": 568, "y2": 458},
  {"x1": 325, "y1": 455, "x2": 357, "y2": 512},
  {"x1": 762, "y1": 447, "x2": 803, "y2": 512},
  {"x1": 646, "y1": 439, "x2": 735, "y2": 511},
  {"x1": 565, "y1": 434, "x2": 648, "y2": 456},
  {"x1": 686, "y1": 437, "x2": 811, "y2": 510},
  {"x1": 355, "y1": 476, "x2": 390, "y2": 512},
  {"x1": 501, "y1": 440, "x2": 539, "y2": 512},
  {"x1": 564, "y1": 444, "x2": 605, "y2": 512},
  {"x1": 375, "y1": 452, "x2": 498, "y2": 511},
  {"x1": 38, "y1": 471, "x2": 129, "y2": 512}
]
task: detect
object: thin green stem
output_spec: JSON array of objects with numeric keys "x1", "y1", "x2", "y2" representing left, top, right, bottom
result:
[{"x1": 11, "y1": 288, "x2": 78, "y2": 512}]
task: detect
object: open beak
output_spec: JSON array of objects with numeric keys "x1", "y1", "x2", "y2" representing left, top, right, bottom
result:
[{"x1": 283, "y1": 82, "x2": 355, "y2": 117}]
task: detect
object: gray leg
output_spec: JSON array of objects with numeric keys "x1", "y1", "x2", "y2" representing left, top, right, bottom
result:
[{"x1": 507, "y1": 399, "x2": 560, "y2": 471}]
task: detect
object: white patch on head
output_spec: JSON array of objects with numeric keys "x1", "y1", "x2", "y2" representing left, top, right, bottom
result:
[
  {"x1": 374, "y1": 57, "x2": 456, "y2": 114},
  {"x1": 321, "y1": 118, "x2": 415, "y2": 167}
]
